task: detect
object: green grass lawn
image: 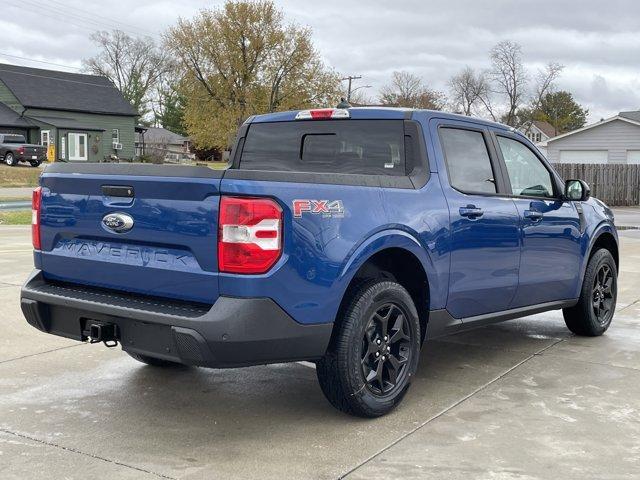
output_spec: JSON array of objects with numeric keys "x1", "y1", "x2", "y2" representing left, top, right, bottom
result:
[
  {"x1": 0, "y1": 161, "x2": 227, "y2": 189},
  {"x1": 0, "y1": 164, "x2": 42, "y2": 187},
  {"x1": 0, "y1": 210, "x2": 31, "y2": 225},
  {"x1": 0, "y1": 196, "x2": 31, "y2": 202}
]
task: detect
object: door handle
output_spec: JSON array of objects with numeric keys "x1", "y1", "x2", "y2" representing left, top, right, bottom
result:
[
  {"x1": 459, "y1": 206, "x2": 484, "y2": 219},
  {"x1": 524, "y1": 209, "x2": 543, "y2": 221}
]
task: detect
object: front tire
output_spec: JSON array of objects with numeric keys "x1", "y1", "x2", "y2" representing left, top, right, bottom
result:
[
  {"x1": 30, "y1": 160, "x2": 41, "y2": 167},
  {"x1": 4, "y1": 152, "x2": 16, "y2": 166},
  {"x1": 563, "y1": 248, "x2": 617, "y2": 336},
  {"x1": 316, "y1": 280, "x2": 421, "y2": 417}
]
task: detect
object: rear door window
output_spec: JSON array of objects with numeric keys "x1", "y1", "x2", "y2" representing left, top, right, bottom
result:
[
  {"x1": 239, "y1": 120, "x2": 406, "y2": 176},
  {"x1": 440, "y1": 127, "x2": 497, "y2": 194}
]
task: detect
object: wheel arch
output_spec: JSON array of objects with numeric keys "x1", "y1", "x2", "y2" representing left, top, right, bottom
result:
[
  {"x1": 333, "y1": 230, "x2": 433, "y2": 344},
  {"x1": 588, "y1": 225, "x2": 619, "y2": 272}
]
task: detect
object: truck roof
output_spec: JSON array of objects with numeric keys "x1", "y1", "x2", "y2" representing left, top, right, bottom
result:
[{"x1": 249, "y1": 107, "x2": 513, "y2": 132}]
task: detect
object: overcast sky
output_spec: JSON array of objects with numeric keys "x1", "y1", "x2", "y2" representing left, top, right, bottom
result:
[{"x1": 2, "y1": 0, "x2": 639, "y2": 121}]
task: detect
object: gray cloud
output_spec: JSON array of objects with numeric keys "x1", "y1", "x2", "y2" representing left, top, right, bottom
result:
[{"x1": 2, "y1": 0, "x2": 639, "y2": 121}]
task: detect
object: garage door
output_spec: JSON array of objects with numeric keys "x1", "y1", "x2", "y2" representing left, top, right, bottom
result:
[
  {"x1": 627, "y1": 150, "x2": 640, "y2": 164},
  {"x1": 559, "y1": 150, "x2": 608, "y2": 164}
]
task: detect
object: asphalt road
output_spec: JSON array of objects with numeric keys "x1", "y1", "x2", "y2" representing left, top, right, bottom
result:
[{"x1": 1, "y1": 226, "x2": 640, "y2": 479}]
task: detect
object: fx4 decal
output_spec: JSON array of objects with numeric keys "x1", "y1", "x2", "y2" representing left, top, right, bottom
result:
[{"x1": 293, "y1": 199, "x2": 344, "y2": 218}]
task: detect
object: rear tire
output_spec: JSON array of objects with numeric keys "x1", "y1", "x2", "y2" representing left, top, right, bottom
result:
[
  {"x1": 30, "y1": 160, "x2": 41, "y2": 167},
  {"x1": 316, "y1": 280, "x2": 421, "y2": 417},
  {"x1": 127, "y1": 352, "x2": 184, "y2": 367},
  {"x1": 4, "y1": 153, "x2": 16, "y2": 166},
  {"x1": 563, "y1": 248, "x2": 617, "y2": 336}
]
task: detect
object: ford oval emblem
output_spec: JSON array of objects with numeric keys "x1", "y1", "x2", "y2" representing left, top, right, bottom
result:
[{"x1": 102, "y1": 212, "x2": 134, "y2": 233}]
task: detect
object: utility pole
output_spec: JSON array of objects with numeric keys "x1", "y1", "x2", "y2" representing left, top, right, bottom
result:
[{"x1": 341, "y1": 75, "x2": 362, "y2": 102}]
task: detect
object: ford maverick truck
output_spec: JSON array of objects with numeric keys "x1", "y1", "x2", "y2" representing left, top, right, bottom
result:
[{"x1": 21, "y1": 108, "x2": 618, "y2": 417}]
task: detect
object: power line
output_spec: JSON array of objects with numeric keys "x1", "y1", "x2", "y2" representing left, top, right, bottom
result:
[
  {"x1": 7, "y1": 0, "x2": 107, "y2": 35},
  {"x1": 0, "y1": 52, "x2": 81, "y2": 71},
  {"x1": 45, "y1": 0, "x2": 160, "y2": 37},
  {"x1": 11, "y1": 0, "x2": 161, "y2": 39},
  {"x1": 23, "y1": 0, "x2": 146, "y2": 36}
]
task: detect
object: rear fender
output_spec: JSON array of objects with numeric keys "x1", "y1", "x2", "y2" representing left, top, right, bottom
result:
[{"x1": 334, "y1": 229, "x2": 439, "y2": 313}]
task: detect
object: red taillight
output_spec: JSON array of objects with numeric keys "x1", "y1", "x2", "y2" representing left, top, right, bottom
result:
[
  {"x1": 218, "y1": 196, "x2": 282, "y2": 274},
  {"x1": 17, "y1": 146, "x2": 25, "y2": 155},
  {"x1": 32, "y1": 186, "x2": 42, "y2": 250}
]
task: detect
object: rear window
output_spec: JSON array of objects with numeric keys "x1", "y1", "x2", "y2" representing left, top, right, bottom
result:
[
  {"x1": 3, "y1": 135, "x2": 26, "y2": 144},
  {"x1": 239, "y1": 120, "x2": 406, "y2": 175}
]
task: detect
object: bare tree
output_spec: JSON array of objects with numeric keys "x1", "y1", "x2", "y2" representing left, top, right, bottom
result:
[
  {"x1": 380, "y1": 71, "x2": 446, "y2": 110},
  {"x1": 530, "y1": 62, "x2": 564, "y2": 114},
  {"x1": 489, "y1": 40, "x2": 529, "y2": 126},
  {"x1": 449, "y1": 67, "x2": 489, "y2": 116},
  {"x1": 346, "y1": 88, "x2": 375, "y2": 106},
  {"x1": 83, "y1": 30, "x2": 172, "y2": 117},
  {"x1": 516, "y1": 62, "x2": 565, "y2": 132}
]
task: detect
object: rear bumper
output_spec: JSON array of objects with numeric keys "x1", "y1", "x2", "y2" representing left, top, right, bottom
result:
[
  {"x1": 16, "y1": 154, "x2": 44, "y2": 162},
  {"x1": 20, "y1": 270, "x2": 332, "y2": 368}
]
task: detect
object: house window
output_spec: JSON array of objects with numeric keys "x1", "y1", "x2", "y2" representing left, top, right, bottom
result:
[
  {"x1": 112, "y1": 128, "x2": 120, "y2": 144},
  {"x1": 535, "y1": 133, "x2": 541, "y2": 142},
  {"x1": 68, "y1": 133, "x2": 88, "y2": 161}
]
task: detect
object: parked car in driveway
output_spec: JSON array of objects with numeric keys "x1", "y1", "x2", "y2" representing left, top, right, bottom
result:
[
  {"x1": 1, "y1": 134, "x2": 46, "y2": 167},
  {"x1": 20, "y1": 107, "x2": 618, "y2": 417}
]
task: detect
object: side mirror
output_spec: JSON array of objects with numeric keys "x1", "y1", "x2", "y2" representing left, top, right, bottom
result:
[{"x1": 565, "y1": 179, "x2": 591, "y2": 201}]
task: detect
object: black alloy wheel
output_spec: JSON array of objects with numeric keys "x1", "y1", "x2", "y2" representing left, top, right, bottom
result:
[
  {"x1": 361, "y1": 303, "x2": 413, "y2": 396},
  {"x1": 592, "y1": 263, "x2": 614, "y2": 325},
  {"x1": 563, "y1": 248, "x2": 617, "y2": 336},
  {"x1": 316, "y1": 280, "x2": 421, "y2": 417}
]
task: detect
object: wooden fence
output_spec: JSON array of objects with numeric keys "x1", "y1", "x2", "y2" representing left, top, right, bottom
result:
[{"x1": 553, "y1": 163, "x2": 640, "y2": 206}]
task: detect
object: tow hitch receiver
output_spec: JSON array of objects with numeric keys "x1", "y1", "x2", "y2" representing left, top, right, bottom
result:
[{"x1": 83, "y1": 321, "x2": 119, "y2": 347}]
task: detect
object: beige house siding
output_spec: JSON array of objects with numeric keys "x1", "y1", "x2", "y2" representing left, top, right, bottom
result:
[{"x1": 546, "y1": 119, "x2": 640, "y2": 164}]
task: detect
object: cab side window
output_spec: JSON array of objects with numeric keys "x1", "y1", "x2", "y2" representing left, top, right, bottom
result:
[
  {"x1": 496, "y1": 136, "x2": 555, "y2": 198},
  {"x1": 440, "y1": 128, "x2": 497, "y2": 194}
]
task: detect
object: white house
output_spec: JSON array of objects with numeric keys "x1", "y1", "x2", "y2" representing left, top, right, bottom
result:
[
  {"x1": 544, "y1": 110, "x2": 640, "y2": 164},
  {"x1": 135, "y1": 126, "x2": 193, "y2": 161},
  {"x1": 519, "y1": 120, "x2": 556, "y2": 144},
  {"x1": 518, "y1": 120, "x2": 556, "y2": 157}
]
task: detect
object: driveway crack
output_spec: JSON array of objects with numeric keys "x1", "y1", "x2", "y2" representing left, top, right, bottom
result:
[
  {"x1": 1, "y1": 428, "x2": 177, "y2": 479},
  {"x1": 0, "y1": 344, "x2": 85, "y2": 365},
  {"x1": 339, "y1": 338, "x2": 564, "y2": 479}
]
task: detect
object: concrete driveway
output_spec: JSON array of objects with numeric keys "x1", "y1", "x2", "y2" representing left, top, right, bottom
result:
[{"x1": 1, "y1": 226, "x2": 639, "y2": 480}]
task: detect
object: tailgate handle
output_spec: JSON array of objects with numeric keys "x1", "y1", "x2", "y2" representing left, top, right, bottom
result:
[{"x1": 102, "y1": 185, "x2": 134, "y2": 197}]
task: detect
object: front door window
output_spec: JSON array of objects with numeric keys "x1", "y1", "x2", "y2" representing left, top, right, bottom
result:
[
  {"x1": 68, "y1": 133, "x2": 88, "y2": 161},
  {"x1": 496, "y1": 136, "x2": 555, "y2": 198}
]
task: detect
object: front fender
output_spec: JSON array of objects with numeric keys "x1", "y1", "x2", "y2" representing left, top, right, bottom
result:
[{"x1": 575, "y1": 219, "x2": 618, "y2": 297}]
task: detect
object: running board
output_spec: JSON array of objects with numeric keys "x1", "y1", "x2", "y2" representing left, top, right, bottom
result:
[{"x1": 426, "y1": 299, "x2": 578, "y2": 339}]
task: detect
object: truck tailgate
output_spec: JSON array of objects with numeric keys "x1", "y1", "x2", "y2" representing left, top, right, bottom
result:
[
  {"x1": 37, "y1": 164, "x2": 223, "y2": 304},
  {"x1": 23, "y1": 145, "x2": 46, "y2": 157}
]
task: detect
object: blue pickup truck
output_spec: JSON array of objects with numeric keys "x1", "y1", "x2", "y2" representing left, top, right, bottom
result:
[{"x1": 21, "y1": 108, "x2": 618, "y2": 417}]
